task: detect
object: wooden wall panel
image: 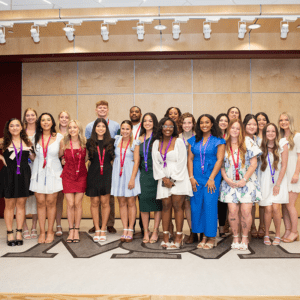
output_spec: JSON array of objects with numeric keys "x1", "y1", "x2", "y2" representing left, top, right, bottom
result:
[
  {"x1": 193, "y1": 59, "x2": 250, "y2": 93},
  {"x1": 78, "y1": 61, "x2": 134, "y2": 95},
  {"x1": 23, "y1": 62, "x2": 77, "y2": 96},
  {"x1": 251, "y1": 59, "x2": 300, "y2": 93},
  {"x1": 135, "y1": 60, "x2": 192, "y2": 94}
]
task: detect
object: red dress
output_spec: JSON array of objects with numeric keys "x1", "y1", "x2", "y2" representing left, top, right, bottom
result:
[{"x1": 61, "y1": 148, "x2": 87, "y2": 193}]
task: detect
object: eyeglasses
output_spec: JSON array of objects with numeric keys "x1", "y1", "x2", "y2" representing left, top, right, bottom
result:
[{"x1": 162, "y1": 125, "x2": 174, "y2": 129}]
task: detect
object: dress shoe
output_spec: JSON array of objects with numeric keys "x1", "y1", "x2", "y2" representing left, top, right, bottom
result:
[
  {"x1": 185, "y1": 229, "x2": 198, "y2": 244},
  {"x1": 107, "y1": 226, "x2": 117, "y2": 234},
  {"x1": 88, "y1": 226, "x2": 96, "y2": 234}
]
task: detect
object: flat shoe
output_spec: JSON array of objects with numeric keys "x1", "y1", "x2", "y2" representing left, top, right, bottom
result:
[
  {"x1": 22, "y1": 230, "x2": 31, "y2": 240},
  {"x1": 31, "y1": 229, "x2": 38, "y2": 239}
]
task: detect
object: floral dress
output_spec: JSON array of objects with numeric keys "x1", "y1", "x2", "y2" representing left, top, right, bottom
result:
[{"x1": 220, "y1": 137, "x2": 262, "y2": 204}]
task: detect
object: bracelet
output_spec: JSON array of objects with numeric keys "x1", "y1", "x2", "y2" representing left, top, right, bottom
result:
[
  {"x1": 209, "y1": 177, "x2": 214, "y2": 181},
  {"x1": 189, "y1": 176, "x2": 194, "y2": 179},
  {"x1": 242, "y1": 177, "x2": 247, "y2": 182}
]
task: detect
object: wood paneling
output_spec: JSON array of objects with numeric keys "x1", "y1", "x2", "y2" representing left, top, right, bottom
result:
[
  {"x1": 0, "y1": 9, "x2": 59, "y2": 21},
  {"x1": 262, "y1": 4, "x2": 300, "y2": 15}
]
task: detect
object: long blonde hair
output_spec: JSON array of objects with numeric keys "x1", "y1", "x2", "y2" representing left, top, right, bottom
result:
[
  {"x1": 278, "y1": 112, "x2": 296, "y2": 151},
  {"x1": 63, "y1": 120, "x2": 86, "y2": 149},
  {"x1": 226, "y1": 119, "x2": 246, "y2": 168},
  {"x1": 58, "y1": 110, "x2": 71, "y2": 131}
]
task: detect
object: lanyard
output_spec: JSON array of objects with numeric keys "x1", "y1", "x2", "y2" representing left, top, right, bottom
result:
[
  {"x1": 199, "y1": 135, "x2": 211, "y2": 174},
  {"x1": 223, "y1": 133, "x2": 226, "y2": 139},
  {"x1": 267, "y1": 151, "x2": 275, "y2": 184},
  {"x1": 97, "y1": 145, "x2": 105, "y2": 175},
  {"x1": 182, "y1": 133, "x2": 194, "y2": 146},
  {"x1": 120, "y1": 138, "x2": 130, "y2": 176},
  {"x1": 160, "y1": 137, "x2": 173, "y2": 168},
  {"x1": 12, "y1": 141, "x2": 22, "y2": 175},
  {"x1": 70, "y1": 140, "x2": 82, "y2": 174},
  {"x1": 107, "y1": 119, "x2": 109, "y2": 126},
  {"x1": 143, "y1": 133, "x2": 153, "y2": 172},
  {"x1": 134, "y1": 123, "x2": 142, "y2": 140},
  {"x1": 230, "y1": 147, "x2": 240, "y2": 181},
  {"x1": 42, "y1": 134, "x2": 51, "y2": 168}
]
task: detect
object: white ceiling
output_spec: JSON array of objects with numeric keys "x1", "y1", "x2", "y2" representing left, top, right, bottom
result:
[{"x1": 1, "y1": 0, "x2": 300, "y2": 10}]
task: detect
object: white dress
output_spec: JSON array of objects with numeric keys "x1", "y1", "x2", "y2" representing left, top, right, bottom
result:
[
  {"x1": 286, "y1": 132, "x2": 300, "y2": 193},
  {"x1": 29, "y1": 133, "x2": 63, "y2": 194},
  {"x1": 259, "y1": 138, "x2": 289, "y2": 206},
  {"x1": 152, "y1": 138, "x2": 193, "y2": 199}
]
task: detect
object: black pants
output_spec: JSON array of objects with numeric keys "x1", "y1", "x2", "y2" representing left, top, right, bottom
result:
[{"x1": 218, "y1": 201, "x2": 228, "y2": 226}]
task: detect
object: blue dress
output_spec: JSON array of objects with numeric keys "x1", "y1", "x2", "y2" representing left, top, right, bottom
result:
[
  {"x1": 188, "y1": 135, "x2": 226, "y2": 237},
  {"x1": 111, "y1": 136, "x2": 141, "y2": 197}
]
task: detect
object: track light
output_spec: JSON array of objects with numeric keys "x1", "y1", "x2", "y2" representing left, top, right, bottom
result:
[
  {"x1": 0, "y1": 27, "x2": 5, "y2": 44},
  {"x1": 172, "y1": 22, "x2": 181, "y2": 40},
  {"x1": 101, "y1": 23, "x2": 109, "y2": 41},
  {"x1": 63, "y1": 25, "x2": 75, "y2": 41},
  {"x1": 280, "y1": 21, "x2": 289, "y2": 39},
  {"x1": 203, "y1": 22, "x2": 211, "y2": 39},
  {"x1": 238, "y1": 22, "x2": 247, "y2": 39},
  {"x1": 137, "y1": 22, "x2": 144, "y2": 41},
  {"x1": 30, "y1": 25, "x2": 40, "y2": 43}
]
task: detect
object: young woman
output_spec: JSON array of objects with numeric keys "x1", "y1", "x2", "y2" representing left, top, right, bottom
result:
[
  {"x1": 243, "y1": 114, "x2": 265, "y2": 239},
  {"x1": 164, "y1": 107, "x2": 182, "y2": 133},
  {"x1": 216, "y1": 113, "x2": 230, "y2": 237},
  {"x1": 55, "y1": 111, "x2": 71, "y2": 237},
  {"x1": 111, "y1": 120, "x2": 141, "y2": 242},
  {"x1": 188, "y1": 115, "x2": 225, "y2": 249},
  {"x1": 259, "y1": 123, "x2": 289, "y2": 246},
  {"x1": 178, "y1": 112, "x2": 198, "y2": 244},
  {"x1": 30, "y1": 113, "x2": 64, "y2": 244},
  {"x1": 220, "y1": 119, "x2": 262, "y2": 251},
  {"x1": 86, "y1": 118, "x2": 114, "y2": 242},
  {"x1": 255, "y1": 112, "x2": 270, "y2": 140},
  {"x1": 279, "y1": 112, "x2": 300, "y2": 243},
  {"x1": 227, "y1": 106, "x2": 242, "y2": 121},
  {"x1": 152, "y1": 117, "x2": 193, "y2": 249},
  {"x1": 60, "y1": 120, "x2": 87, "y2": 243},
  {"x1": 132, "y1": 113, "x2": 162, "y2": 244},
  {"x1": 0, "y1": 119, "x2": 34, "y2": 246},
  {"x1": 22, "y1": 108, "x2": 38, "y2": 239}
]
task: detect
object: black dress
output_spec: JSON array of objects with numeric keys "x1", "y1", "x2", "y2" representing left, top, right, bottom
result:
[
  {"x1": 86, "y1": 139, "x2": 115, "y2": 197},
  {"x1": 0, "y1": 148, "x2": 31, "y2": 198}
]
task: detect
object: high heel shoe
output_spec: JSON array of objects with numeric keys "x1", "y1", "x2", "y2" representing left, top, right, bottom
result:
[
  {"x1": 197, "y1": 235, "x2": 207, "y2": 249},
  {"x1": 282, "y1": 231, "x2": 300, "y2": 243},
  {"x1": 7, "y1": 230, "x2": 16, "y2": 247},
  {"x1": 143, "y1": 228, "x2": 150, "y2": 244},
  {"x1": 161, "y1": 231, "x2": 171, "y2": 248},
  {"x1": 281, "y1": 228, "x2": 291, "y2": 240},
  {"x1": 99, "y1": 230, "x2": 107, "y2": 242},
  {"x1": 203, "y1": 237, "x2": 217, "y2": 250},
  {"x1": 251, "y1": 226, "x2": 258, "y2": 239},
  {"x1": 167, "y1": 232, "x2": 184, "y2": 249},
  {"x1": 73, "y1": 228, "x2": 80, "y2": 243},
  {"x1": 67, "y1": 228, "x2": 75, "y2": 243},
  {"x1": 15, "y1": 229, "x2": 23, "y2": 246},
  {"x1": 150, "y1": 228, "x2": 159, "y2": 244},
  {"x1": 93, "y1": 230, "x2": 101, "y2": 243},
  {"x1": 231, "y1": 235, "x2": 240, "y2": 250},
  {"x1": 120, "y1": 229, "x2": 128, "y2": 242},
  {"x1": 239, "y1": 235, "x2": 249, "y2": 251},
  {"x1": 125, "y1": 229, "x2": 134, "y2": 243}
]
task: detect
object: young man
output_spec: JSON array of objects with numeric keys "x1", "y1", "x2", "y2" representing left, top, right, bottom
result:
[{"x1": 85, "y1": 100, "x2": 120, "y2": 234}]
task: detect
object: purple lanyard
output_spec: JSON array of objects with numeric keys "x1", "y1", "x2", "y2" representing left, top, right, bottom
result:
[
  {"x1": 199, "y1": 135, "x2": 211, "y2": 174},
  {"x1": 267, "y1": 152, "x2": 275, "y2": 184},
  {"x1": 160, "y1": 137, "x2": 173, "y2": 168},
  {"x1": 12, "y1": 141, "x2": 22, "y2": 175},
  {"x1": 143, "y1": 133, "x2": 153, "y2": 172},
  {"x1": 182, "y1": 133, "x2": 194, "y2": 146}
]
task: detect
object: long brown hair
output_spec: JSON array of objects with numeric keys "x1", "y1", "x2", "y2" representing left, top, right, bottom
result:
[
  {"x1": 260, "y1": 123, "x2": 280, "y2": 172},
  {"x1": 2, "y1": 119, "x2": 32, "y2": 151},
  {"x1": 278, "y1": 112, "x2": 296, "y2": 151},
  {"x1": 22, "y1": 108, "x2": 38, "y2": 129},
  {"x1": 226, "y1": 119, "x2": 246, "y2": 167}
]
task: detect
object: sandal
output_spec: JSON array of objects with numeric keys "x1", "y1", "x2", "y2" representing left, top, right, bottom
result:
[
  {"x1": 73, "y1": 228, "x2": 80, "y2": 243},
  {"x1": 282, "y1": 231, "x2": 300, "y2": 243},
  {"x1": 93, "y1": 230, "x2": 101, "y2": 243},
  {"x1": 239, "y1": 235, "x2": 249, "y2": 251},
  {"x1": 150, "y1": 228, "x2": 159, "y2": 244},
  {"x1": 31, "y1": 229, "x2": 38, "y2": 239},
  {"x1": 167, "y1": 232, "x2": 185, "y2": 249},
  {"x1": 16, "y1": 229, "x2": 23, "y2": 246},
  {"x1": 142, "y1": 228, "x2": 150, "y2": 244},
  {"x1": 231, "y1": 235, "x2": 240, "y2": 250},
  {"x1": 161, "y1": 231, "x2": 171, "y2": 248},
  {"x1": 55, "y1": 225, "x2": 63, "y2": 237},
  {"x1": 197, "y1": 235, "x2": 207, "y2": 249},
  {"x1": 99, "y1": 230, "x2": 107, "y2": 242},
  {"x1": 120, "y1": 229, "x2": 128, "y2": 242},
  {"x1": 125, "y1": 229, "x2": 134, "y2": 243},
  {"x1": 272, "y1": 236, "x2": 281, "y2": 246},
  {"x1": 22, "y1": 230, "x2": 31, "y2": 240},
  {"x1": 67, "y1": 228, "x2": 74, "y2": 243},
  {"x1": 264, "y1": 236, "x2": 271, "y2": 246},
  {"x1": 203, "y1": 237, "x2": 217, "y2": 250}
]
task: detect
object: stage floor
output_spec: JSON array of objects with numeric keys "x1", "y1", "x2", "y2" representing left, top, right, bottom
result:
[{"x1": 0, "y1": 219, "x2": 300, "y2": 297}]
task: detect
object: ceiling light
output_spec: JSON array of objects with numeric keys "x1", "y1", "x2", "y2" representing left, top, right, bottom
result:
[
  {"x1": 280, "y1": 21, "x2": 289, "y2": 39},
  {"x1": 30, "y1": 25, "x2": 40, "y2": 43},
  {"x1": 0, "y1": 1, "x2": 8, "y2": 5},
  {"x1": 63, "y1": 25, "x2": 75, "y2": 41},
  {"x1": 101, "y1": 23, "x2": 109, "y2": 41},
  {"x1": 238, "y1": 22, "x2": 247, "y2": 39},
  {"x1": 203, "y1": 22, "x2": 211, "y2": 40},
  {"x1": 248, "y1": 24, "x2": 261, "y2": 29},
  {"x1": 0, "y1": 27, "x2": 5, "y2": 44},
  {"x1": 154, "y1": 25, "x2": 166, "y2": 31},
  {"x1": 43, "y1": 0, "x2": 52, "y2": 4},
  {"x1": 172, "y1": 22, "x2": 181, "y2": 40},
  {"x1": 137, "y1": 22, "x2": 144, "y2": 41}
]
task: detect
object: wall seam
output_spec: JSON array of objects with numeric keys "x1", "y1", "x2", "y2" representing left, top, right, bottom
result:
[
  {"x1": 77, "y1": 61, "x2": 79, "y2": 119},
  {"x1": 191, "y1": 59, "x2": 193, "y2": 114},
  {"x1": 250, "y1": 58, "x2": 252, "y2": 113},
  {"x1": 134, "y1": 60, "x2": 136, "y2": 105},
  {"x1": 21, "y1": 63, "x2": 23, "y2": 117}
]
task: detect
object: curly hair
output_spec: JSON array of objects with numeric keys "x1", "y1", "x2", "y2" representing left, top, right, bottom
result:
[
  {"x1": 139, "y1": 113, "x2": 159, "y2": 142},
  {"x1": 34, "y1": 113, "x2": 57, "y2": 146},
  {"x1": 260, "y1": 123, "x2": 280, "y2": 172},
  {"x1": 195, "y1": 114, "x2": 222, "y2": 143},
  {"x1": 88, "y1": 118, "x2": 114, "y2": 159},
  {"x1": 178, "y1": 112, "x2": 196, "y2": 133},
  {"x1": 2, "y1": 118, "x2": 32, "y2": 151},
  {"x1": 153, "y1": 117, "x2": 178, "y2": 141},
  {"x1": 164, "y1": 107, "x2": 182, "y2": 119}
]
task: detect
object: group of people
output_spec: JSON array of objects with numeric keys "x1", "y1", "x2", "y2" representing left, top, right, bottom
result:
[{"x1": 0, "y1": 101, "x2": 299, "y2": 251}]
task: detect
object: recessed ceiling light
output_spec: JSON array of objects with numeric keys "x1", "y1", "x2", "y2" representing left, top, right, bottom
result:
[
  {"x1": 154, "y1": 25, "x2": 167, "y2": 31},
  {"x1": 248, "y1": 24, "x2": 261, "y2": 29}
]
